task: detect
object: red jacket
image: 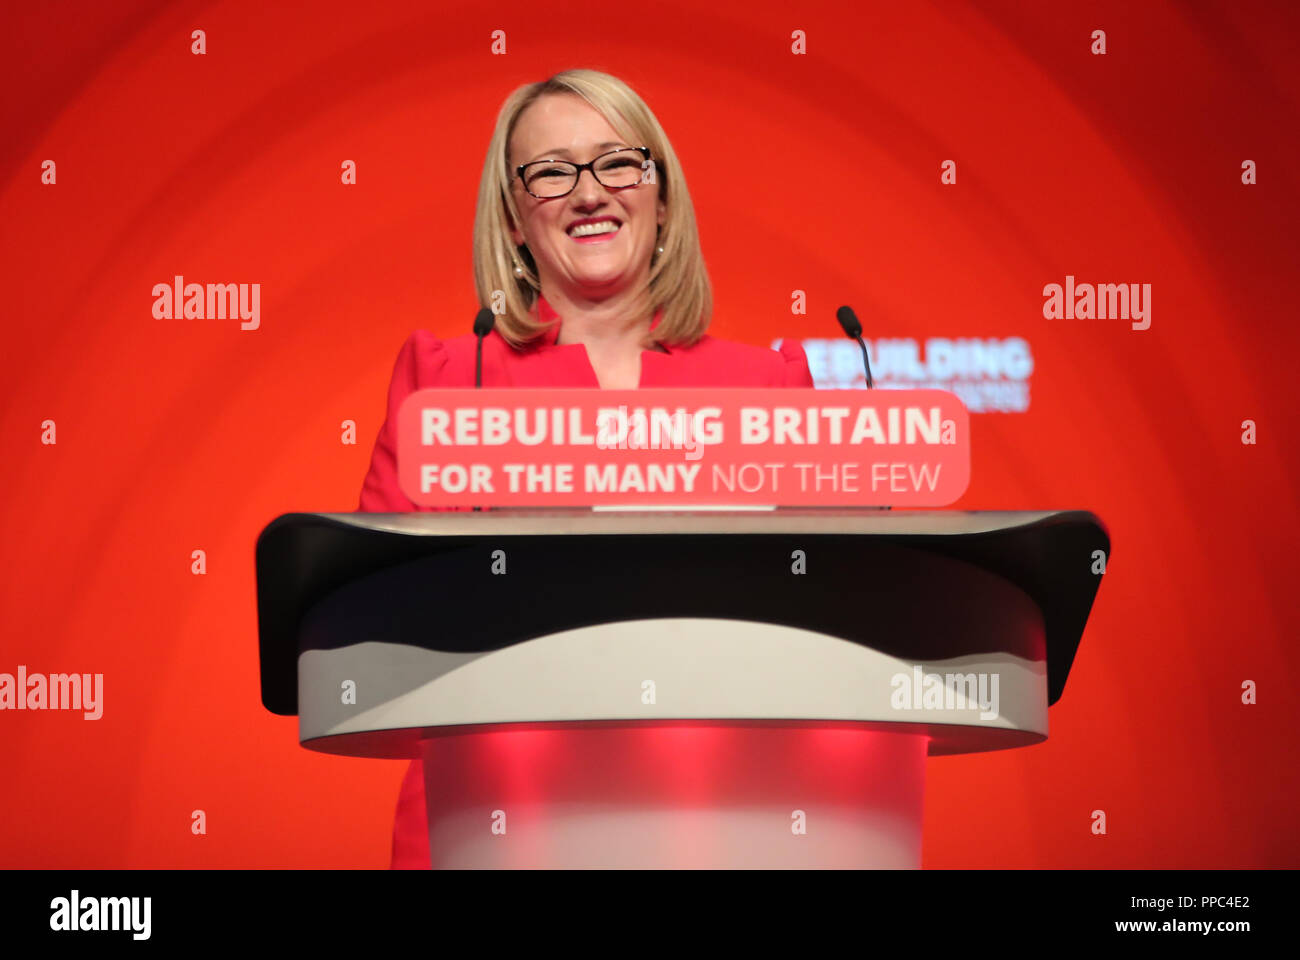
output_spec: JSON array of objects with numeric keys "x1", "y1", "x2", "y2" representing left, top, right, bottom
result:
[{"x1": 357, "y1": 295, "x2": 814, "y2": 867}]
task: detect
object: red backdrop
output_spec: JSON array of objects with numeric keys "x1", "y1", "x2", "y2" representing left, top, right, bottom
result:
[{"x1": 1, "y1": 0, "x2": 1296, "y2": 868}]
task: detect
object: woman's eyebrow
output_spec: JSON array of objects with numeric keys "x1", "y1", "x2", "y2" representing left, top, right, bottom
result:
[{"x1": 522, "y1": 141, "x2": 628, "y2": 163}]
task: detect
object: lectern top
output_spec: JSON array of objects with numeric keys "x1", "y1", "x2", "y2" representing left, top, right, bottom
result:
[
  {"x1": 255, "y1": 509, "x2": 1108, "y2": 716},
  {"x1": 303, "y1": 508, "x2": 1082, "y2": 538}
]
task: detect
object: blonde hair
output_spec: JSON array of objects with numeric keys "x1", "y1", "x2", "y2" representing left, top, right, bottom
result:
[{"x1": 472, "y1": 69, "x2": 713, "y2": 349}]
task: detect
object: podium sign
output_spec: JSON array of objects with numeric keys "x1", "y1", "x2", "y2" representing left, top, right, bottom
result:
[{"x1": 395, "y1": 388, "x2": 970, "y2": 507}]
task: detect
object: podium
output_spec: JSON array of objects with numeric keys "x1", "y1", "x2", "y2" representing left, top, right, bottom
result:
[{"x1": 256, "y1": 509, "x2": 1107, "y2": 868}]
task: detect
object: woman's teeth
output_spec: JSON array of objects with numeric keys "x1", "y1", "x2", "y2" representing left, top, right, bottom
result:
[{"x1": 569, "y1": 221, "x2": 620, "y2": 237}]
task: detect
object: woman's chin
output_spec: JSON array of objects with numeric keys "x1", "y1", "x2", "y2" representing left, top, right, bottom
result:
[{"x1": 565, "y1": 265, "x2": 638, "y2": 291}]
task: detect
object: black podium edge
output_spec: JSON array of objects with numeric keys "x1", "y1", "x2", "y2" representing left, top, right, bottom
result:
[{"x1": 254, "y1": 510, "x2": 1110, "y2": 717}]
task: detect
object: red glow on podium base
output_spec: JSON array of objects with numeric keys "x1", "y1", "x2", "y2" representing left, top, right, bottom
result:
[{"x1": 420, "y1": 723, "x2": 928, "y2": 868}]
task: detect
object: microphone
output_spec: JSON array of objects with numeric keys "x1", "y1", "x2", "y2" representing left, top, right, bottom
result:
[
  {"x1": 473, "y1": 307, "x2": 495, "y2": 388},
  {"x1": 835, "y1": 305, "x2": 874, "y2": 389},
  {"x1": 471, "y1": 307, "x2": 495, "y2": 513},
  {"x1": 836, "y1": 305, "x2": 889, "y2": 511}
]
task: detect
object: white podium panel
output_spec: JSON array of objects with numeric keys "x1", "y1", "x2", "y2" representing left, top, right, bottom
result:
[{"x1": 420, "y1": 725, "x2": 927, "y2": 869}]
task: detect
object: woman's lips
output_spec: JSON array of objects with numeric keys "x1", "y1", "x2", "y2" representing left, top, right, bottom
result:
[
  {"x1": 570, "y1": 230, "x2": 619, "y2": 243},
  {"x1": 568, "y1": 220, "x2": 622, "y2": 243}
]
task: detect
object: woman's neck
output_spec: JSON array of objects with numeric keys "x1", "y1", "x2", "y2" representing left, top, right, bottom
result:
[{"x1": 545, "y1": 286, "x2": 653, "y2": 349}]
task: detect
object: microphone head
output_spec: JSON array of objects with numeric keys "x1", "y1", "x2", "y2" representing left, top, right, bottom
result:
[
  {"x1": 835, "y1": 305, "x2": 863, "y2": 339},
  {"x1": 473, "y1": 307, "x2": 496, "y2": 337}
]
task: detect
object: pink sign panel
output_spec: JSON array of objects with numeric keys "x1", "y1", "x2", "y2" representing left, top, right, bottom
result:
[{"x1": 396, "y1": 388, "x2": 970, "y2": 507}]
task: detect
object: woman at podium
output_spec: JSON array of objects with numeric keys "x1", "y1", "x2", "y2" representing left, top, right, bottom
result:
[{"x1": 357, "y1": 68, "x2": 814, "y2": 868}]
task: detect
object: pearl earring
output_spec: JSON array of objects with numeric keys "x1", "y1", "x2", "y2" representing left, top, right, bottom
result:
[{"x1": 513, "y1": 260, "x2": 524, "y2": 277}]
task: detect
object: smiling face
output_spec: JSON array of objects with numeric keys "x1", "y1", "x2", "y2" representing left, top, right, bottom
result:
[{"x1": 507, "y1": 93, "x2": 666, "y2": 302}]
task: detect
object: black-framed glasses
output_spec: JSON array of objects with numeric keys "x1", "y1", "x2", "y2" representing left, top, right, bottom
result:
[{"x1": 515, "y1": 146, "x2": 654, "y2": 199}]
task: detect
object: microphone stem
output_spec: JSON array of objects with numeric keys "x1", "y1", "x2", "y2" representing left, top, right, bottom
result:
[
  {"x1": 474, "y1": 333, "x2": 485, "y2": 511},
  {"x1": 856, "y1": 335, "x2": 874, "y2": 389}
]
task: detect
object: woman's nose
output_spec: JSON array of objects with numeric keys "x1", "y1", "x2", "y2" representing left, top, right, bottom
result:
[{"x1": 570, "y1": 166, "x2": 606, "y2": 204}]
